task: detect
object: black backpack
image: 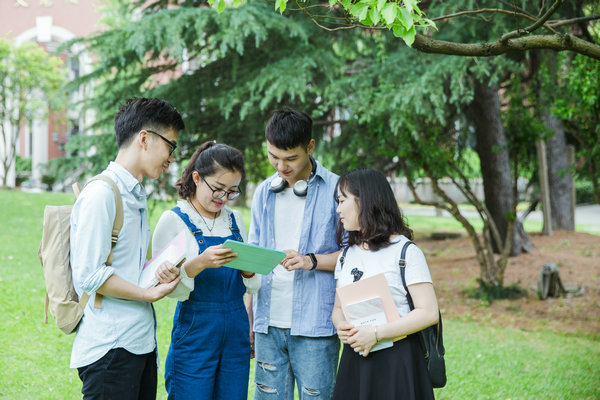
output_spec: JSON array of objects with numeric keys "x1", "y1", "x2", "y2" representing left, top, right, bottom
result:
[{"x1": 399, "y1": 241, "x2": 447, "y2": 388}]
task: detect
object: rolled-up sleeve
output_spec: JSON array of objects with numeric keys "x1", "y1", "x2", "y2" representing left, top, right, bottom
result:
[{"x1": 70, "y1": 181, "x2": 116, "y2": 294}]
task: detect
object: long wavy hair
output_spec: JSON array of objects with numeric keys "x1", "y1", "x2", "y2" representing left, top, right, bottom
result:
[
  {"x1": 176, "y1": 141, "x2": 245, "y2": 200},
  {"x1": 335, "y1": 168, "x2": 412, "y2": 251}
]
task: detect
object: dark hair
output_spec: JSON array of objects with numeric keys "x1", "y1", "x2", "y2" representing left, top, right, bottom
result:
[
  {"x1": 113, "y1": 97, "x2": 185, "y2": 148},
  {"x1": 335, "y1": 168, "x2": 412, "y2": 251},
  {"x1": 265, "y1": 108, "x2": 312, "y2": 150},
  {"x1": 177, "y1": 141, "x2": 245, "y2": 199}
]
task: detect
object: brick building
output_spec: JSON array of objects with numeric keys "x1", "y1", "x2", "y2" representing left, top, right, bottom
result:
[{"x1": 0, "y1": 0, "x2": 103, "y2": 187}]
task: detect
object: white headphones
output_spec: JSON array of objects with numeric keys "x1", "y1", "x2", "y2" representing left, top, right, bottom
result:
[{"x1": 270, "y1": 158, "x2": 316, "y2": 197}]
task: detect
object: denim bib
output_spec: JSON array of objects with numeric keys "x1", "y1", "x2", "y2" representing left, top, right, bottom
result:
[{"x1": 171, "y1": 206, "x2": 245, "y2": 305}]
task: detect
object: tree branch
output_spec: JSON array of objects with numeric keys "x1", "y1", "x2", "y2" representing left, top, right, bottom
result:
[
  {"x1": 431, "y1": 8, "x2": 557, "y2": 34},
  {"x1": 501, "y1": 0, "x2": 565, "y2": 40},
  {"x1": 412, "y1": 33, "x2": 600, "y2": 60},
  {"x1": 547, "y1": 15, "x2": 600, "y2": 28}
]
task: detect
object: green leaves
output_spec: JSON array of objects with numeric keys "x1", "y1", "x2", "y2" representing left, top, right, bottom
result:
[
  {"x1": 333, "y1": 0, "x2": 434, "y2": 47},
  {"x1": 275, "y1": 0, "x2": 287, "y2": 14},
  {"x1": 350, "y1": 2, "x2": 370, "y2": 21},
  {"x1": 206, "y1": 0, "x2": 435, "y2": 47},
  {"x1": 392, "y1": 23, "x2": 416, "y2": 46},
  {"x1": 381, "y1": 3, "x2": 398, "y2": 25}
]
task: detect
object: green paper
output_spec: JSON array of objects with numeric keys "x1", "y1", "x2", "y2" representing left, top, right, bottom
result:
[{"x1": 221, "y1": 239, "x2": 286, "y2": 275}]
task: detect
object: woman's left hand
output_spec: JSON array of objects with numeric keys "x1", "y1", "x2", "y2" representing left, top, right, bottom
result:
[
  {"x1": 347, "y1": 325, "x2": 378, "y2": 357},
  {"x1": 281, "y1": 249, "x2": 312, "y2": 271},
  {"x1": 155, "y1": 261, "x2": 180, "y2": 284}
]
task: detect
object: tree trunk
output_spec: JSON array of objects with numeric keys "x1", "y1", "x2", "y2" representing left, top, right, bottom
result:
[
  {"x1": 469, "y1": 79, "x2": 525, "y2": 256},
  {"x1": 543, "y1": 112, "x2": 575, "y2": 230},
  {"x1": 532, "y1": 49, "x2": 576, "y2": 230}
]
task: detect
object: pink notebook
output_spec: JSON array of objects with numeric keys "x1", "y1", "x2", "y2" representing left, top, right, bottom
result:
[
  {"x1": 139, "y1": 230, "x2": 187, "y2": 289},
  {"x1": 336, "y1": 273, "x2": 405, "y2": 341}
]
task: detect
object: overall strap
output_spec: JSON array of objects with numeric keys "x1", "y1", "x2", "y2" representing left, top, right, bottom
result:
[
  {"x1": 172, "y1": 206, "x2": 205, "y2": 245},
  {"x1": 339, "y1": 246, "x2": 349, "y2": 269},
  {"x1": 227, "y1": 209, "x2": 243, "y2": 242},
  {"x1": 398, "y1": 240, "x2": 416, "y2": 310}
]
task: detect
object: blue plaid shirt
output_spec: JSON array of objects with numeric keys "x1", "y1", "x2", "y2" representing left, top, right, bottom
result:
[{"x1": 249, "y1": 159, "x2": 340, "y2": 336}]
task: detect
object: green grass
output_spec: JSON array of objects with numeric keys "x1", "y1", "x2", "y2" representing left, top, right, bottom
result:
[{"x1": 0, "y1": 189, "x2": 598, "y2": 399}]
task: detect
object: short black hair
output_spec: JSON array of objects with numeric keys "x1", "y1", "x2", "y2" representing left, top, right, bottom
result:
[
  {"x1": 113, "y1": 97, "x2": 185, "y2": 148},
  {"x1": 335, "y1": 168, "x2": 413, "y2": 250},
  {"x1": 265, "y1": 108, "x2": 312, "y2": 150}
]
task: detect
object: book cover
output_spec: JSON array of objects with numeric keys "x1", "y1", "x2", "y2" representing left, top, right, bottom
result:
[
  {"x1": 139, "y1": 230, "x2": 187, "y2": 289},
  {"x1": 221, "y1": 239, "x2": 286, "y2": 275},
  {"x1": 345, "y1": 297, "x2": 393, "y2": 353},
  {"x1": 336, "y1": 273, "x2": 406, "y2": 350}
]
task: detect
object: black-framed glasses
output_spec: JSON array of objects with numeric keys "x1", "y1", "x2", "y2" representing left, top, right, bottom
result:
[
  {"x1": 146, "y1": 129, "x2": 177, "y2": 156},
  {"x1": 201, "y1": 175, "x2": 241, "y2": 201}
]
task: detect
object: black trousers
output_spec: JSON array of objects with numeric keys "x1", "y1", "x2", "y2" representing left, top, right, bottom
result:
[{"x1": 77, "y1": 348, "x2": 157, "y2": 400}]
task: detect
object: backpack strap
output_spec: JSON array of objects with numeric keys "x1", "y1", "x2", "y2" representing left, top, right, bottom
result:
[
  {"x1": 398, "y1": 240, "x2": 416, "y2": 310},
  {"x1": 91, "y1": 175, "x2": 124, "y2": 267},
  {"x1": 339, "y1": 246, "x2": 349, "y2": 270},
  {"x1": 81, "y1": 174, "x2": 124, "y2": 309}
]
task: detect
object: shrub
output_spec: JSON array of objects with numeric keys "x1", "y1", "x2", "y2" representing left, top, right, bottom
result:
[{"x1": 575, "y1": 180, "x2": 596, "y2": 204}]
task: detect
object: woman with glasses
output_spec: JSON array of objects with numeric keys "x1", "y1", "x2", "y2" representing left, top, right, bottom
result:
[{"x1": 152, "y1": 141, "x2": 260, "y2": 400}]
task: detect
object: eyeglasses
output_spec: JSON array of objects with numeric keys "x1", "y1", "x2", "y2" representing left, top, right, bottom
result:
[
  {"x1": 146, "y1": 129, "x2": 177, "y2": 156},
  {"x1": 201, "y1": 175, "x2": 242, "y2": 201}
]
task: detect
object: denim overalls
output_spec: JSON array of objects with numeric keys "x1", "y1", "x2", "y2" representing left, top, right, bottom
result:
[{"x1": 165, "y1": 206, "x2": 251, "y2": 400}]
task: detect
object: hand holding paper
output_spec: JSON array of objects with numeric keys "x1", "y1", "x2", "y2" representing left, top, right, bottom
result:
[
  {"x1": 155, "y1": 260, "x2": 182, "y2": 284},
  {"x1": 336, "y1": 273, "x2": 405, "y2": 355},
  {"x1": 221, "y1": 240, "x2": 285, "y2": 275},
  {"x1": 281, "y1": 249, "x2": 311, "y2": 271},
  {"x1": 335, "y1": 319, "x2": 355, "y2": 344},
  {"x1": 347, "y1": 324, "x2": 379, "y2": 357},
  {"x1": 183, "y1": 244, "x2": 239, "y2": 278},
  {"x1": 200, "y1": 244, "x2": 239, "y2": 269},
  {"x1": 140, "y1": 231, "x2": 187, "y2": 289}
]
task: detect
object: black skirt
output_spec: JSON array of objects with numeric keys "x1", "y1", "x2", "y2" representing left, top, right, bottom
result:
[{"x1": 333, "y1": 333, "x2": 435, "y2": 400}]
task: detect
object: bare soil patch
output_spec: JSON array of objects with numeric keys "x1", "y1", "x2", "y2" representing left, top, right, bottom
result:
[{"x1": 420, "y1": 230, "x2": 600, "y2": 337}]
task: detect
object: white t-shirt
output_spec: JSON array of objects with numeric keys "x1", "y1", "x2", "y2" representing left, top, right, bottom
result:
[
  {"x1": 152, "y1": 200, "x2": 261, "y2": 301},
  {"x1": 334, "y1": 236, "x2": 432, "y2": 317},
  {"x1": 269, "y1": 187, "x2": 306, "y2": 328}
]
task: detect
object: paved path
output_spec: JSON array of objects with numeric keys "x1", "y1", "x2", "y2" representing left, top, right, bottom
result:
[{"x1": 401, "y1": 204, "x2": 600, "y2": 233}]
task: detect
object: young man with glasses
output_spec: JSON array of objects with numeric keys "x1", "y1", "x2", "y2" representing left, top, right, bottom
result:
[
  {"x1": 249, "y1": 109, "x2": 341, "y2": 399},
  {"x1": 70, "y1": 97, "x2": 185, "y2": 400}
]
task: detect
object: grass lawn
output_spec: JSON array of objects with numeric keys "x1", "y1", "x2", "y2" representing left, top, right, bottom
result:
[{"x1": 0, "y1": 189, "x2": 598, "y2": 399}]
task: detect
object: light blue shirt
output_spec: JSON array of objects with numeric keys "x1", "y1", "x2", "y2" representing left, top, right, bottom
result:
[
  {"x1": 69, "y1": 162, "x2": 155, "y2": 368},
  {"x1": 249, "y1": 159, "x2": 340, "y2": 336}
]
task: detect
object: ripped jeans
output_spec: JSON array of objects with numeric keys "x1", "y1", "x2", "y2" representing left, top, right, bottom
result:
[{"x1": 253, "y1": 327, "x2": 339, "y2": 400}]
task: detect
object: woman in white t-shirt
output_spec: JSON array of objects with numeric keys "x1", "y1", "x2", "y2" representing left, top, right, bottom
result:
[{"x1": 331, "y1": 168, "x2": 439, "y2": 400}]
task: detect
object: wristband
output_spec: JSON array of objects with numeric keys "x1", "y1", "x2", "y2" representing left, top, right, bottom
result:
[
  {"x1": 241, "y1": 271, "x2": 256, "y2": 279},
  {"x1": 306, "y1": 253, "x2": 318, "y2": 270}
]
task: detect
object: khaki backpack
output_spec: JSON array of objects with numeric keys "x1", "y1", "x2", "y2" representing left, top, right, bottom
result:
[{"x1": 38, "y1": 174, "x2": 123, "y2": 334}]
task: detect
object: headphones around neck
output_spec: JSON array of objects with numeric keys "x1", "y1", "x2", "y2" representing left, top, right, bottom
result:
[{"x1": 270, "y1": 157, "x2": 316, "y2": 197}]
